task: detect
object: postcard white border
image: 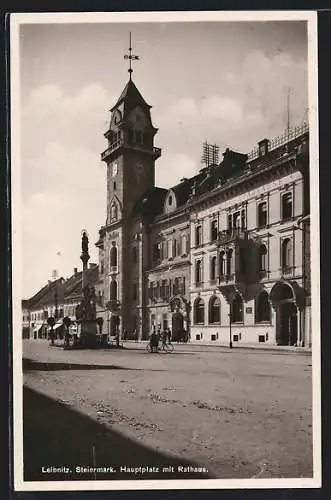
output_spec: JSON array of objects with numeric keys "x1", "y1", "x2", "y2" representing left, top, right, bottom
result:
[{"x1": 11, "y1": 10, "x2": 321, "y2": 491}]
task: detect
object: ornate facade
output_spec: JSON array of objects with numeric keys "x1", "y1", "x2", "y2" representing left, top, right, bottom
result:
[{"x1": 96, "y1": 75, "x2": 311, "y2": 347}]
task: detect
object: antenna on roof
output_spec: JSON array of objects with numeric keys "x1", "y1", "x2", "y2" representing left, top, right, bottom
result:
[
  {"x1": 201, "y1": 141, "x2": 219, "y2": 167},
  {"x1": 286, "y1": 87, "x2": 291, "y2": 133}
]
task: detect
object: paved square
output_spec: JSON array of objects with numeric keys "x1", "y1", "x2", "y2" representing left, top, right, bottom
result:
[{"x1": 22, "y1": 341, "x2": 313, "y2": 479}]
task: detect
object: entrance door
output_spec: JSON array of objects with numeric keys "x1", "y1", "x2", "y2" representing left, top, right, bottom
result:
[
  {"x1": 110, "y1": 315, "x2": 119, "y2": 336},
  {"x1": 172, "y1": 312, "x2": 184, "y2": 341},
  {"x1": 279, "y1": 302, "x2": 298, "y2": 345}
]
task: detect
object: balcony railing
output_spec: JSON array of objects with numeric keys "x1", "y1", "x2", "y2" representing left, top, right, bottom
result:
[
  {"x1": 247, "y1": 121, "x2": 309, "y2": 161},
  {"x1": 218, "y1": 228, "x2": 246, "y2": 245},
  {"x1": 281, "y1": 266, "x2": 294, "y2": 277},
  {"x1": 101, "y1": 139, "x2": 124, "y2": 161},
  {"x1": 218, "y1": 273, "x2": 235, "y2": 285},
  {"x1": 101, "y1": 141, "x2": 162, "y2": 162}
]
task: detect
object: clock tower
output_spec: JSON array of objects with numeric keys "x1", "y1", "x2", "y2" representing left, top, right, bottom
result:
[
  {"x1": 97, "y1": 37, "x2": 161, "y2": 338},
  {"x1": 101, "y1": 77, "x2": 161, "y2": 221}
]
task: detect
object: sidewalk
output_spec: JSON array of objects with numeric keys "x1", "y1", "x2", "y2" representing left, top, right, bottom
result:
[{"x1": 122, "y1": 340, "x2": 312, "y2": 354}]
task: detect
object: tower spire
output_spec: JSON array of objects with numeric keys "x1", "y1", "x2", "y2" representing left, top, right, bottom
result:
[{"x1": 124, "y1": 32, "x2": 140, "y2": 79}]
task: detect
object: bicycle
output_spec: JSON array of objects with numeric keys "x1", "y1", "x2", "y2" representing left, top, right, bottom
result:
[{"x1": 145, "y1": 342, "x2": 174, "y2": 353}]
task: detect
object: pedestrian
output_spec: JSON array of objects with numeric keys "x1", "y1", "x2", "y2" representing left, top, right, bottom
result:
[{"x1": 167, "y1": 328, "x2": 172, "y2": 344}]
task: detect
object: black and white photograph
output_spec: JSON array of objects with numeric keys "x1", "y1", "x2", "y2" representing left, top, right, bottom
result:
[{"x1": 11, "y1": 11, "x2": 321, "y2": 491}]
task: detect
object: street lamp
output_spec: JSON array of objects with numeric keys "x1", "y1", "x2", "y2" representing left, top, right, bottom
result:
[{"x1": 228, "y1": 303, "x2": 233, "y2": 349}]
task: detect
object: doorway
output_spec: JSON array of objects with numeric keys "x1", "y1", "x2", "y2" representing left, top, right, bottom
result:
[
  {"x1": 172, "y1": 312, "x2": 184, "y2": 340},
  {"x1": 278, "y1": 302, "x2": 298, "y2": 346}
]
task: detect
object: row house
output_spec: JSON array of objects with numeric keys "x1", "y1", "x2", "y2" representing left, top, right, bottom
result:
[{"x1": 22, "y1": 264, "x2": 99, "y2": 339}]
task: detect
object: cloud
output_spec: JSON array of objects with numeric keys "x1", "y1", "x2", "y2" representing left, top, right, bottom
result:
[
  {"x1": 21, "y1": 83, "x2": 114, "y2": 158},
  {"x1": 20, "y1": 47, "x2": 307, "y2": 296},
  {"x1": 156, "y1": 152, "x2": 196, "y2": 189},
  {"x1": 21, "y1": 141, "x2": 106, "y2": 297}
]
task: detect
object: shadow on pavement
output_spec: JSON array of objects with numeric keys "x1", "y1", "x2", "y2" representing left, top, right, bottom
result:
[
  {"x1": 23, "y1": 358, "x2": 138, "y2": 372},
  {"x1": 23, "y1": 386, "x2": 212, "y2": 481}
]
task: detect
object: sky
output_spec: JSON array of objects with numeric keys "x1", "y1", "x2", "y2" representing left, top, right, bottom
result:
[{"x1": 18, "y1": 17, "x2": 308, "y2": 298}]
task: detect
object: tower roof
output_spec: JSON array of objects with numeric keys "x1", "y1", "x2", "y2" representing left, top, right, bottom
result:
[{"x1": 110, "y1": 79, "x2": 151, "y2": 113}]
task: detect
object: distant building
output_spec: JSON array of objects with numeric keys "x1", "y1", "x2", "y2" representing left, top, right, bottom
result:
[
  {"x1": 22, "y1": 265, "x2": 99, "y2": 339},
  {"x1": 95, "y1": 74, "x2": 311, "y2": 348}
]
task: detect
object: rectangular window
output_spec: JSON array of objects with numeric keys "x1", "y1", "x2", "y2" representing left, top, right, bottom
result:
[
  {"x1": 153, "y1": 243, "x2": 161, "y2": 262},
  {"x1": 258, "y1": 201, "x2": 268, "y2": 227},
  {"x1": 173, "y1": 238, "x2": 177, "y2": 257},
  {"x1": 241, "y1": 210, "x2": 246, "y2": 230},
  {"x1": 195, "y1": 225, "x2": 202, "y2": 246},
  {"x1": 211, "y1": 220, "x2": 218, "y2": 241},
  {"x1": 133, "y1": 283, "x2": 138, "y2": 301},
  {"x1": 165, "y1": 280, "x2": 170, "y2": 298},
  {"x1": 132, "y1": 246, "x2": 138, "y2": 264},
  {"x1": 282, "y1": 192, "x2": 293, "y2": 220},
  {"x1": 233, "y1": 211, "x2": 240, "y2": 229},
  {"x1": 228, "y1": 214, "x2": 233, "y2": 231},
  {"x1": 168, "y1": 240, "x2": 173, "y2": 259},
  {"x1": 135, "y1": 131, "x2": 142, "y2": 144}
]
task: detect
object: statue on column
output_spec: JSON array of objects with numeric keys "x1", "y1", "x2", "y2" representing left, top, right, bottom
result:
[{"x1": 82, "y1": 231, "x2": 89, "y2": 254}]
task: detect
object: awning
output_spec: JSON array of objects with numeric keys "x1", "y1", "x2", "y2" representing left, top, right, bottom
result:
[
  {"x1": 33, "y1": 325, "x2": 43, "y2": 332},
  {"x1": 53, "y1": 323, "x2": 63, "y2": 330}
]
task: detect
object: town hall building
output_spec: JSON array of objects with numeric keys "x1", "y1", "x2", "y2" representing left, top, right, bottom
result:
[{"x1": 94, "y1": 68, "x2": 311, "y2": 348}]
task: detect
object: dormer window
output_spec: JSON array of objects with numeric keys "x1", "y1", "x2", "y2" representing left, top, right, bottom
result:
[{"x1": 258, "y1": 138, "x2": 269, "y2": 157}]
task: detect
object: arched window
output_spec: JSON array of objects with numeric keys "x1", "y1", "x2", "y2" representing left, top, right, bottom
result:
[
  {"x1": 255, "y1": 291, "x2": 271, "y2": 323},
  {"x1": 110, "y1": 245, "x2": 117, "y2": 268},
  {"x1": 195, "y1": 260, "x2": 202, "y2": 285},
  {"x1": 219, "y1": 251, "x2": 225, "y2": 276},
  {"x1": 110, "y1": 280, "x2": 117, "y2": 301},
  {"x1": 232, "y1": 293, "x2": 243, "y2": 323},
  {"x1": 282, "y1": 192, "x2": 293, "y2": 220},
  {"x1": 210, "y1": 256, "x2": 217, "y2": 281},
  {"x1": 194, "y1": 298, "x2": 205, "y2": 324},
  {"x1": 258, "y1": 244, "x2": 267, "y2": 272},
  {"x1": 226, "y1": 249, "x2": 233, "y2": 276},
  {"x1": 209, "y1": 296, "x2": 221, "y2": 324},
  {"x1": 282, "y1": 238, "x2": 292, "y2": 270},
  {"x1": 110, "y1": 203, "x2": 118, "y2": 221}
]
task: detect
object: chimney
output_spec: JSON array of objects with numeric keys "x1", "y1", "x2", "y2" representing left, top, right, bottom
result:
[
  {"x1": 258, "y1": 138, "x2": 269, "y2": 157},
  {"x1": 74, "y1": 267, "x2": 78, "y2": 275}
]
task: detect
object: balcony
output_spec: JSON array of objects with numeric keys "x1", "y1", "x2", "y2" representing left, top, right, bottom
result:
[
  {"x1": 218, "y1": 228, "x2": 247, "y2": 245},
  {"x1": 218, "y1": 273, "x2": 235, "y2": 285},
  {"x1": 281, "y1": 266, "x2": 294, "y2": 278},
  {"x1": 101, "y1": 139, "x2": 124, "y2": 161},
  {"x1": 101, "y1": 141, "x2": 162, "y2": 162}
]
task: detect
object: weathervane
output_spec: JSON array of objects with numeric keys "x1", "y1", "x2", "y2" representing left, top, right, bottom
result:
[{"x1": 124, "y1": 32, "x2": 140, "y2": 79}]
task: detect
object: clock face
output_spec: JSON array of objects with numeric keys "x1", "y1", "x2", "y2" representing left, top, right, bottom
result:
[{"x1": 112, "y1": 162, "x2": 118, "y2": 177}]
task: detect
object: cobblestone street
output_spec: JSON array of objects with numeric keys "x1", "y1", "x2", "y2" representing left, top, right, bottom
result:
[{"x1": 22, "y1": 340, "x2": 313, "y2": 481}]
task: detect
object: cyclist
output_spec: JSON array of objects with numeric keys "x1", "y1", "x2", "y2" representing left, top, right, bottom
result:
[{"x1": 149, "y1": 329, "x2": 159, "y2": 353}]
